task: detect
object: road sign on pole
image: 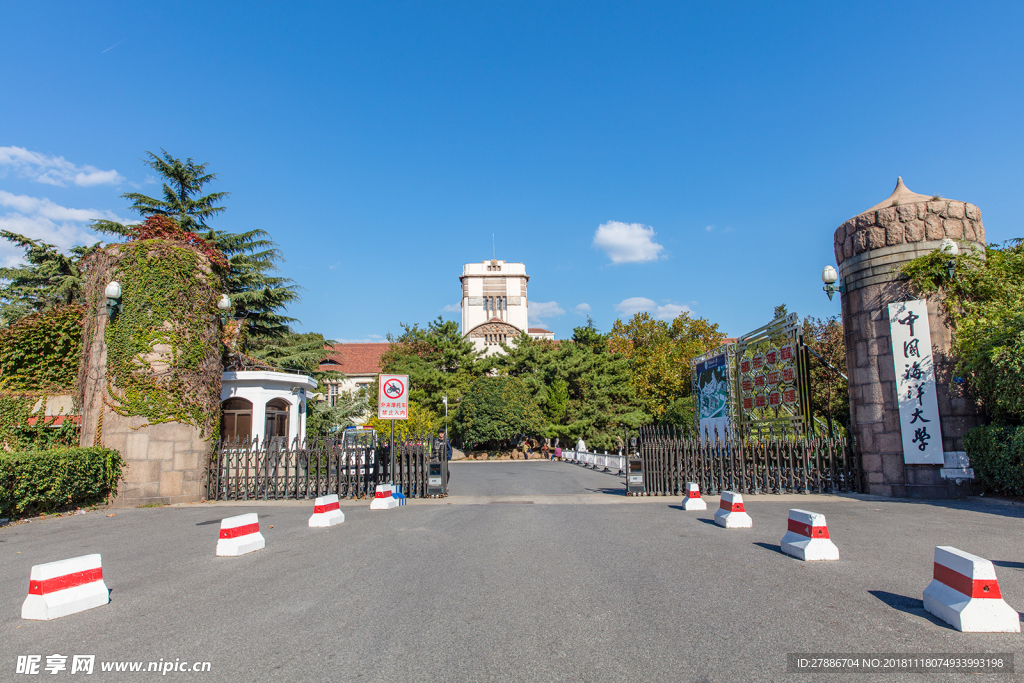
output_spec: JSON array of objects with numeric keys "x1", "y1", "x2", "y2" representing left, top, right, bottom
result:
[{"x1": 378, "y1": 375, "x2": 409, "y2": 420}]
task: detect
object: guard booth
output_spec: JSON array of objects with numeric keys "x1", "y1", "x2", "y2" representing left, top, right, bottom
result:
[{"x1": 627, "y1": 456, "x2": 645, "y2": 496}]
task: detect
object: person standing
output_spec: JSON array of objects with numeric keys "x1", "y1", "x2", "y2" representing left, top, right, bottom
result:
[{"x1": 576, "y1": 437, "x2": 587, "y2": 453}]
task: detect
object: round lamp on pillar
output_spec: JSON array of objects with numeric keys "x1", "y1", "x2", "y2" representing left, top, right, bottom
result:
[
  {"x1": 939, "y1": 238, "x2": 960, "y2": 280},
  {"x1": 821, "y1": 265, "x2": 842, "y2": 301},
  {"x1": 217, "y1": 294, "x2": 231, "y2": 325},
  {"x1": 105, "y1": 281, "x2": 122, "y2": 318}
]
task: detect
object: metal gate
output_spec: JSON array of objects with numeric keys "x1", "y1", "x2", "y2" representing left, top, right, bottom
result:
[
  {"x1": 636, "y1": 424, "x2": 861, "y2": 496},
  {"x1": 208, "y1": 431, "x2": 447, "y2": 501}
]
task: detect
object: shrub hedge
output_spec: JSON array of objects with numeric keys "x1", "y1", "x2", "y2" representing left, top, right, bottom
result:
[
  {"x1": 963, "y1": 424, "x2": 1024, "y2": 496},
  {"x1": 0, "y1": 447, "x2": 125, "y2": 517}
]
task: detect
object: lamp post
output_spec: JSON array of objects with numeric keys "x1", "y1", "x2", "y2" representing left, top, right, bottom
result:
[
  {"x1": 105, "y1": 281, "x2": 122, "y2": 318},
  {"x1": 939, "y1": 238, "x2": 959, "y2": 280},
  {"x1": 217, "y1": 294, "x2": 231, "y2": 325},
  {"x1": 821, "y1": 266, "x2": 844, "y2": 301}
]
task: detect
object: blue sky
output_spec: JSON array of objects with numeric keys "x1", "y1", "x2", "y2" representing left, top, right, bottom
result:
[{"x1": 2, "y1": 2, "x2": 1022, "y2": 342}]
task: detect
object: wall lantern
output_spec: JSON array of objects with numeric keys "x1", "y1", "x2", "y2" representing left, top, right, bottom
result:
[
  {"x1": 105, "y1": 281, "x2": 122, "y2": 318},
  {"x1": 821, "y1": 266, "x2": 844, "y2": 301},
  {"x1": 217, "y1": 294, "x2": 231, "y2": 325},
  {"x1": 939, "y1": 238, "x2": 959, "y2": 280}
]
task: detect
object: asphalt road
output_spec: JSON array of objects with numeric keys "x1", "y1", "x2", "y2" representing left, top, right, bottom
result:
[{"x1": 2, "y1": 461, "x2": 1023, "y2": 682}]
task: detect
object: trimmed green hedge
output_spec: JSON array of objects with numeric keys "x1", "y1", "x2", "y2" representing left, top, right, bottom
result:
[
  {"x1": 963, "y1": 425, "x2": 1024, "y2": 496},
  {"x1": 0, "y1": 448, "x2": 125, "y2": 517}
]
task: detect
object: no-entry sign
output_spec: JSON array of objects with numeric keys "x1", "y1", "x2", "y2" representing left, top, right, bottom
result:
[{"x1": 378, "y1": 374, "x2": 409, "y2": 420}]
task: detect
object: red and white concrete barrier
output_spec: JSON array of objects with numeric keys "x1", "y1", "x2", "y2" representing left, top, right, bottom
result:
[
  {"x1": 308, "y1": 494, "x2": 345, "y2": 527},
  {"x1": 714, "y1": 491, "x2": 752, "y2": 528},
  {"x1": 216, "y1": 513, "x2": 265, "y2": 556},
  {"x1": 21, "y1": 554, "x2": 109, "y2": 620},
  {"x1": 370, "y1": 484, "x2": 399, "y2": 510},
  {"x1": 923, "y1": 546, "x2": 1020, "y2": 632},
  {"x1": 682, "y1": 482, "x2": 706, "y2": 511},
  {"x1": 780, "y1": 509, "x2": 839, "y2": 561}
]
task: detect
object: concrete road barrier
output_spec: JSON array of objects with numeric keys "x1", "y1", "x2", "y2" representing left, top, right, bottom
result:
[
  {"x1": 21, "y1": 554, "x2": 109, "y2": 620},
  {"x1": 308, "y1": 494, "x2": 345, "y2": 527},
  {"x1": 923, "y1": 546, "x2": 1020, "y2": 632},
  {"x1": 682, "y1": 482, "x2": 707, "y2": 511},
  {"x1": 370, "y1": 484, "x2": 399, "y2": 510},
  {"x1": 216, "y1": 513, "x2": 265, "y2": 556},
  {"x1": 780, "y1": 509, "x2": 839, "y2": 561},
  {"x1": 714, "y1": 491, "x2": 752, "y2": 528}
]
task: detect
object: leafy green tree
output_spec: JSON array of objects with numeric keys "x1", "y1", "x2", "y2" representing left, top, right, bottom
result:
[
  {"x1": 306, "y1": 390, "x2": 367, "y2": 437},
  {"x1": 452, "y1": 376, "x2": 545, "y2": 449},
  {"x1": 495, "y1": 323, "x2": 650, "y2": 449},
  {"x1": 663, "y1": 396, "x2": 695, "y2": 428},
  {"x1": 608, "y1": 311, "x2": 725, "y2": 419},
  {"x1": 247, "y1": 331, "x2": 334, "y2": 374},
  {"x1": 902, "y1": 239, "x2": 1024, "y2": 424},
  {"x1": 376, "y1": 317, "x2": 486, "y2": 428},
  {"x1": 91, "y1": 150, "x2": 299, "y2": 338},
  {"x1": 0, "y1": 232, "x2": 101, "y2": 324},
  {"x1": 543, "y1": 378, "x2": 568, "y2": 423}
]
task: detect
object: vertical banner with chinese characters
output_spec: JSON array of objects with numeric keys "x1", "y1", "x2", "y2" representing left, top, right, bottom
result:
[{"x1": 888, "y1": 299, "x2": 943, "y2": 465}]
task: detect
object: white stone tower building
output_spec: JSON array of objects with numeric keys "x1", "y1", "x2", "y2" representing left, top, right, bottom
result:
[{"x1": 460, "y1": 259, "x2": 550, "y2": 355}]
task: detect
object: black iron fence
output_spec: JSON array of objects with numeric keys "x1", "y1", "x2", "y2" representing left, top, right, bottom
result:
[
  {"x1": 208, "y1": 432, "x2": 447, "y2": 501},
  {"x1": 636, "y1": 425, "x2": 861, "y2": 496}
]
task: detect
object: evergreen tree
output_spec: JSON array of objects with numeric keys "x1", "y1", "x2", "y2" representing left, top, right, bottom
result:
[
  {"x1": 0, "y1": 232, "x2": 101, "y2": 324},
  {"x1": 376, "y1": 317, "x2": 486, "y2": 428},
  {"x1": 91, "y1": 150, "x2": 298, "y2": 338}
]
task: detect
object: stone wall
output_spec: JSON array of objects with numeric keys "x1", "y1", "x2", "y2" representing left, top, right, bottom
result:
[
  {"x1": 78, "y1": 243, "x2": 219, "y2": 507},
  {"x1": 835, "y1": 183, "x2": 986, "y2": 498}
]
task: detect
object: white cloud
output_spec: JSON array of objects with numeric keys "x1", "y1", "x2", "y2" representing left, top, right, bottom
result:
[
  {"x1": 441, "y1": 303, "x2": 461, "y2": 313},
  {"x1": 0, "y1": 191, "x2": 126, "y2": 267},
  {"x1": 614, "y1": 297, "x2": 691, "y2": 321},
  {"x1": 592, "y1": 221, "x2": 665, "y2": 264},
  {"x1": 573, "y1": 303, "x2": 591, "y2": 315},
  {"x1": 528, "y1": 300, "x2": 565, "y2": 325},
  {"x1": 705, "y1": 225, "x2": 714, "y2": 232},
  {"x1": 0, "y1": 146, "x2": 124, "y2": 187}
]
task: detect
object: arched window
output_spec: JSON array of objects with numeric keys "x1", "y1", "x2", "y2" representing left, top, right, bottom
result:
[
  {"x1": 221, "y1": 397, "x2": 253, "y2": 441},
  {"x1": 265, "y1": 398, "x2": 291, "y2": 438}
]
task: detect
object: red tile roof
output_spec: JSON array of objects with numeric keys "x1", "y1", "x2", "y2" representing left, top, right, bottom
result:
[
  {"x1": 528, "y1": 328, "x2": 552, "y2": 334},
  {"x1": 321, "y1": 343, "x2": 390, "y2": 375}
]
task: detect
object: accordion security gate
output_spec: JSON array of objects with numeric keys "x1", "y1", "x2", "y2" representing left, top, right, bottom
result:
[
  {"x1": 209, "y1": 433, "x2": 446, "y2": 501},
  {"x1": 636, "y1": 425, "x2": 861, "y2": 496}
]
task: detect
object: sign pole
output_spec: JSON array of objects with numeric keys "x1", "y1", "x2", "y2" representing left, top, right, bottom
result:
[{"x1": 389, "y1": 420, "x2": 395, "y2": 486}]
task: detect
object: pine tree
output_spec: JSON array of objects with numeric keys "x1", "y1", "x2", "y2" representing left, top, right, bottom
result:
[
  {"x1": 91, "y1": 150, "x2": 298, "y2": 338},
  {"x1": 0, "y1": 231, "x2": 101, "y2": 324}
]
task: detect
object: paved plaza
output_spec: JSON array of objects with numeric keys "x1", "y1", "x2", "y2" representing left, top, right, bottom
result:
[{"x1": 2, "y1": 461, "x2": 1023, "y2": 682}]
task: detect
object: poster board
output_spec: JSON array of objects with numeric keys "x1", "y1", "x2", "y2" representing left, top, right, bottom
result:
[{"x1": 691, "y1": 343, "x2": 736, "y2": 438}]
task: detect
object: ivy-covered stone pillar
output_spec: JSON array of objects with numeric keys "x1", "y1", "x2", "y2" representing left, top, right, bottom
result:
[
  {"x1": 833, "y1": 178, "x2": 986, "y2": 498},
  {"x1": 78, "y1": 239, "x2": 222, "y2": 506}
]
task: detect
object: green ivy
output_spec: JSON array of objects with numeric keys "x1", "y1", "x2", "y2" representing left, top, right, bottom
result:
[
  {"x1": 0, "y1": 447, "x2": 124, "y2": 516},
  {"x1": 103, "y1": 240, "x2": 222, "y2": 438},
  {"x1": 0, "y1": 393, "x2": 79, "y2": 453},
  {"x1": 900, "y1": 241, "x2": 1024, "y2": 423},
  {"x1": 0, "y1": 305, "x2": 83, "y2": 392}
]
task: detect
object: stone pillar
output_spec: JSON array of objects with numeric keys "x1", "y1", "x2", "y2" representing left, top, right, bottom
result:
[
  {"x1": 78, "y1": 242, "x2": 221, "y2": 506},
  {"x1": 834, "y1": 178, "x2": 986, "y2": 498}
]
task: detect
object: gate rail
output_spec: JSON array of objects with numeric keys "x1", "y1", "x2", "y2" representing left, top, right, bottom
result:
[
  {"x1": 208, "y1": 433, "x2": 442, "y2": 501},
  {"x1": 637, "y1": 425, "x2": 861, "y2": 496}
]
